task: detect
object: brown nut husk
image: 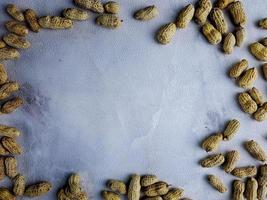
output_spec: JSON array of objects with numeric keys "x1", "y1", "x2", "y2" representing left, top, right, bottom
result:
[
  {"x1": 207, "y1": 175, "x2": 227, "y2": 193},
  {"x1": 210, "y1": 8, "x2": 228, "y2": 34},
  {"x1": 73, "y1": 0, "x2": 104, "y2": 13},
  {"x1": 257, "y1": 176, "x2": 267, "y2": 200},
  {"x1": 68, "y1": 173, "x2": 81, "y2": 194},
  {"x1": 3, "y1": 33, "x2": 31, "y2": 49},
  {"x1": 38, "y1": 16, "x2": 73, "y2": 29},
  {"x1": 238, "y1": 92, "x2": 258, "y2": 114},
  {"x1": 176, "y1": 4, "x2": 195, "y2": 29},
  {"x1": 4, "y1": 157, "x2": 18, "y2": 179},
  {"x1": 200, "y1": 154, "x2": 225, "y2": 168},
  {"x1": 58, "y1": 189, "x2": 70, "y2": 200},
  {"x1": 162, "y1": 188, "x2": 184, "y2": 200},
  {"x1": 96, "y1": 14, "x2": 122, "y2": 29},
  {"x1": 223, "y1": 33, "x2": 236, "y2": 54},
  {"x1": 141, "y1": 175, "x2": 158, "y2": 187},
  {"x1": 216, "y1": 0, "x2": 235, "y2": 9},
  {"x1": 102, "y1": 191, "x2": 120, "y2": 200},
  {"x1": 6, "y1": 4, "x2": 24, "y2": 22},
  {"x1": 0, "y1": 47, "x2": 20, "y2": 61},
  {"x1": 224, "y1": 150, "x2": 240, "y2": 173},
  {"x1": 231, "y1": 166, "x2": 257, "y2": 178},
  {"x1": 63, "y1": 8, "x2": 89, "y2": 21},
  {"x1": 5, "y1": 21, "x2": 28, "y2": 36},
  {"x1": 245, "y1": 177, "x2": 258, "y2": 200},
  {"x1": 24, "y1": 182, "x2": 52, "y2": 197},
  {"x1": 2, "y1": 137, "x2": 22, "y2": 155},
  {"x1": 0, "y1": 125, "x2": 20, "y2": 138},
  {"x1": 143, "y1": 181, "x2": 169, "y2": 197},
  {"x1": 156, "y1": 23, "x2": 177, "y2": 45},
  {"x1": 250, "y1": 42, "x2": 267, "y2": 61},
  {"x1": 254, "y1": 103, "x2": 267, "y2": 121},
  {"x1": 134, "y1": 5, "x2": 158, "y2": 21},
  {"x1": 232, "y1": 180, "x2": 245, "y2": 200},
  {"x1": 128, "y1": 174, "x2": 141, "y2": 200},
  {"x1": 202, "y1": 22, "x2": 222, "y2": 45},
  {"x1": 0, "y1": 82, "x2": 19, "y2": 101},
  {"x1": 248, "y1": 87, "x2": 264, "y2": 106},
  {"x1": 194, "y1": 0, "x2": 212, "y2": 25},
  {"x1": 244, "y1": 140, "x2": 266, "y2": 162},
  {"x1": 223, "y1": 119, "x2": 240, "y2": 140},
  {"x1": 24, "y1": 9, "x2": 40, "y2": 32},
  {"x1": 107, "y1": 179, "x2": 126, "y2": 194},
  {"x1": 229, "y1": 1, "x2": 246, "y2": 27},
  {"x1": 235, "y1": 27, "x2": 246, "y2": 47},
  {"x1": 1, "y1": 97, "x2": 23, "y2": 114},
  {"x1": 104, "y1": 2, "x2": 120, "y2": 14},
  {"x1": 13, "y1": 174, "x2": 25, "y2": 196},
  {"x1": 201, "y1": 133, "x2": 223, "y2": 152},
  {"x1": 0, "y1": 64, "x2": 8, "y2": 85}
]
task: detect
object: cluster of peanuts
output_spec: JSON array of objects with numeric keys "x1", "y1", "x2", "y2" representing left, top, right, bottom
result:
[
  {"x1": 200, "y1": 119, "x2": 267, "y2": 199},
  {"x1": 0, "y1": 124, "x2": 51, "y2": 199},
  {"x1": 101, "y1": 174, "x2": 191, "y2": 200}
]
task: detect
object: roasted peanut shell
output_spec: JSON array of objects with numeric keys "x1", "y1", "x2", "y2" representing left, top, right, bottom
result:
[
  {"x1": 107, "y1": 180, "x2": 126, "y2": 194},
  {"x1": 3, "y1": 33, "x2": 30, "y2": 49},
  {"x1": 257, "y1": 176, "x2": 267, "y2": 200},
  {"x1": 229, "y1": 1, "x2": 246, "y2": 27},
  {"x1": 245, "y1": 177, "x2": 258, "y2": 200},
  {"x1": 38, "y1": 16, "x2": 73, "y2": 29},
  {"x1": 96, "y1": 14, "x2": 122, "y2": 29},
  {"x1": 6, "y1": 4, "x2": 24, "y2": 22},
  {"x1": 13, "y1": 174, "x2": 25, "y2": 196},
  {"x1": 73, "y1": 0, "x2": 104, "y2": 13},
  {"x1": 24, "y1": 9, "x2": 40, "y2": 32},
  {"x1": 223, "y1": 119, "x2": 240, "y2": 140},
  {"x1": 4, "y1": 157, "x2": 18, "y2": 179},
  {"x1": 1, "y1": 97, "x2": 23, "y2": 114},
  {"x1": 0, "y1": 47, "x2": 20, "y2": 61},
  {"x1": 235, "y1": 28, "x2": 246, "y2": 47},
  {"x1": 63, "y1": 8, "x2": 89, "y2": 21},
  {"x1": 207, "y1": 175, "x2": 227, "y2": 193},
  {"x1": 238, "y1": 92, "x2": 258, "y2": 114},
  {"x1": 128, "y1": 174, "x2": 141, "y2": 200},
  {"x1": 0, "y1": 188, "x2": 15, "y2": 200},
  {"x1": 224, "y1": 150, "x2": 240, "y2": 173},
  {"x1": 0, "y1": 82, "x2": 19, "y2": 101},
  {"x1": 104, "y1": 1, "x2": 120, "y2": 14},
  {"x1": 263, "y1": 63, "x2": 267, "y2": 80},
  {"x1": 141, "y1": 175, "x2": 158, "y2": 187},
  {"x1": 254, "y1": 103, "x2": 267, "y2": 121},
  {"x1": 223, "y1": 33, "x2": 236, "y2": 54},
  {"x1": 68, "y1": 173, "x2": 81, "y2": 194},
  {"x1": 5, "y1": 21, "x2": 28, "y2": 36},
  {"x1": 143, "y1": 181, "x2": 169, "y2": 197},
  {"x1": 244, "y1": 140, "x2": 266, "y2": 162},
  {"x1": 0, "y1": 41, "x2": 6, "y2": 49},
  {"x1": 2, "y1": 137, "x2": 22, "y2": 155},
  {"x1": 249, "y1": 87, "x2": 264, "y2": 106},
  {"x1": 194, "y1": 0, "x2": 212, "y2": 25},
  {"x1": 134, "y1": 6, "x2": 158, "y2": 21},
  {"x1": 202, "y1": 23, "x2": 222, "y2": 45},
  {"x1": 231, "y1": 166, "x2": 257, "y2": 178},
  {"x1": 176, "y1": 4, "x2": 195, "y2": 29},
  {"x1": 232, "y1": 180, "x2": 245, "y2": 200},
  {"x1": 200, "y1": 154, "x2": 225, "y2": 168},
  {"x1": 216, "y1": 0, "x2": 235, "y2": 9},
  {"x1": 210, "y1": 8, "x2": 228, "y2": 34},
  {"x1": 259, "y1": 164, "x2": 267, "y2": 176},
  {"x1": 102, "y1": 191, "x2": 120, "y2": 200},
  {"x1": 157, "y1": 23, "x2": 176, "y2": 45},
  {"x1": 162, "y1": 188, "x2": 184, "y2": 200},
  {"x1": 0, "y1": 64, "x2": 8, "y2": 85},
  {"x1": 258, "y1": 18, "x2": 267, "y2": 29},
  {"x1": 24, "y1": 182, "x2": 52, "y2": 197},
  {"x1": 0, "y1": 157, "x2": 5, "y2": 181},
  {"x1": 0, "y1": 125, "x2": 20, "y2": 138},
  {"x1": 57, "y1": 189, "x2": 70, "y2": 200},
  {"x1": 201, "y1": 133, "x2": 223, "y2": 152},
  {"x1": 250, "y1": 42, "x2": 267, "y2": 61},
  {"x1": 239, "y1": 68, "x2": 258, "y2": 89}
]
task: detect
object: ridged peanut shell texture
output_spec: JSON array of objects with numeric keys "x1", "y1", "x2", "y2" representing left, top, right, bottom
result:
[
  {"x1": 162, "y1": 188, "x2": 184, "y2": 200},
  {"x1": 2, "y1": 136, "x2": 22, "y2": 155},
  {"x1": 201, "y1": 133, "x2": 222, "y2": 152},
  {"x1": 223, "y1": 119, "x2": 240, "y2": 140},
  {"x1": 210, "y1": 8, "x2": 228, "y2": 34},
  {"x1": 5, "y1": 21, "x2": 28, "y2": 36},
  {"x1": 231, "y1": 166, "x2": 257, "y2": 178},
  {"x1": 0, "y1": 47, "x2": 20, "y2": 61},
  {"x1": 38, "y1": 16, "x2": 73, "y2": 29},
  {"x1": 3, "y1": 33, "x2": 31, "y2": 49},
  {"x1": 176, "y1": 4, "x2": 195, "y2": 29},
  {"x1": 143, "y1": 182, "x2": 169, "y2": 197},
  {"x1": 235, "y1": 28, "x2": 246, "y2": 47},
  {"x1": 250, "y1": 42, "x2": 267, "y2": 61},
  {"x1": 0, "y1": 82, "x2": 19, "y2": 101},
  {"x1": 24, "y1": 182, "x2": 52, "y2": 197},
  {"x1": 263, "y1": 63, "x2": 267, "y2": 80},
  {"x1": 24, "y1": 9, "x2": 40, "y2": 32},
  {"x1": 5, "y1": 157, "x2": 18, "y2": 179},
  {"x1": 0, "y1": 188, "x2": 15, "y2": 200},
  {"x1": 207, "y1": 175, "x2": 227, "y2": 193},
  {"x1": 102, "y1": 191, "x2": 120, "y2": 200},
  {"x1": 245, "y1": 178, "x2": 258, "y2": 200},
  {"x1": 157, "y1": 23, "x2": 176, "y2": 45},
  {"x1": 63, "y1": 8, "x2": 89, "y2": 21},
  {"x1": 74, "y1": 0, "x2": 104, "y2": 13},
  {"x1": 245, "y1": 140, "x2": 266, "y2": 162},
  {"x1": 229, "y1": 1, "x2": 246, "y2": 27},
  {"x1": 6, "y1": 4, "x2": 24, "y2": 22},
  {"x1": 202, "y1": 23, "x2": 222, "y2": 45},
  {"x1": 238, "y1": 92, "x2": 257, "y2": 114},
  {"x1": 13, "y1": 174, "x2": 25, "y2": 196},
  {"x1": 194, "y1": 0, "x2": 212, "y2": 25},
  {"x1": 134, "y1": 5, "x2": 158, "y2": 21},
  {"x1": 224, "y1": 150, "x2": 240, "y2": 173},
  {"x1": 200, "y1": 154, "x2": 225, "y2": 168},
  {"x1": 104, "y1": 2, "x2": 120, "y2": 14},
  {"x1": 248, "y1": 87, "x2": 264, "y2": 106},
  {"x1": 0, "y1": 124, "x2": 20, "y2": 138},
  {"x1": 259, "y1": 18, "x2": 267, "y2": 29},
  {"x1": 141, "y1": 175, "x2": 158, "y2": 187},
  {"x1": 232, "y1": 180, "x2": 245, "y2": 200},
  {"x1": 238, "y1": 68, "x2": 257, "y2": 88},
  {"x1": 216, "y1": 0, "x2": 235, "y2": 9},
  {"x1": 254, "y1": 103, "x2": 267, "y2": 121},
  {"x1": 223, "y1": 33, "x2": 236, "y2": 54},
  {"x1": 128, "y1": 174, "x2": 141, "y2": 200},
  {"x1": 96, "y1": 14, "x2": 122, "y2": 29},
  {"x1": 107, "y1": 179, "x2": 126, "y2": 194}
]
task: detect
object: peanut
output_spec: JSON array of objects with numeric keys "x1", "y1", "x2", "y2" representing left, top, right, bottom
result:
[
  {"x1": 223, "y1": 32, "x2": 236, "y2": 54},
  {"x1": 259, "y1": 164, "x2": 267, "y2": 176},
  {"x1": 201, "y1": 133, "x2": 223, "y2": 152},
  {"x1": 134, "y1": 6, "x2": 158, "y2": 21},
  {"x1": 4, "y1": 157, "x2": 18, "y2": 179},
  {"x1": 258, "y1": 18, "x2": 267, "y2": 29},
  {"x1": 143, "y1": 196, "x2": 163, "y2": 200},
  {"x1": 107, "y1": 180, "x2": 126, "y2": 194},
  {"x1": 0, "y1": 47, "x2": 20, "y2": 61},
  {"x1": 38, "y1": 16, "x2": 73, "y2": 29},
  {"x1": 1, "y1": 97, "x2": 23, "y2": 114},
  {"x1": 229, "y1": 59, "x2": 248, "y2": 78},
  {"x1": 156, "y1": 23, "x2": 176, "y2": 45},
  {"x1": 231, "y1": 166, "x2": 257, "y2": 178},
  {"x1": 58, "y1": 189, "x2": 70, "y2": 200},
  {"x1": 0, "y1": 188, "x2": 15, "y2": 200},
  {"x1": 262, "y1": 63, "x2": 267, "y2": 80},
  {"x1": 176, "y1": 4, "x2": 195, "y2": 29},
  {"x1": 250, "y1": 42, "x2": 267, "y2": 61},
  {"x1": 72, "y1": 191, "x2": 87, "y2": 200},
  {"x1": 3, "y1": 33, "x2": 31, "y2": 49},
  {"x1": 216, "y1": 0, "x2": 235, "y2": 9},
  {"x1": 0, "y1": 125, "x2": 20, "y2": 138},
  {"x1": 141, "y1": 175, "x2": 158, "y2": 187},
  {"x1": 96, "y1": 14, "x2": 122, "y2": 29},
  {"x1": 143, "y1": 181, "x2": 169, "y2": 197},
  {"x1": 104, "y1": 2, "x2": 120, "y2": 14},
  {"x1": 249, "y1": 87, "x2": 264, "y2": 106},
  {"x1": 0, "y1": 82, "x2": 19, "y2": 100},
  {"x1": 73, "y1": 0, "x2": 104, "y2": 13},
  {"x1": 6, "y1": 4, "x2": 24, "y2": 22},
  {"x1": 162, "y1": 188, "x2": 184, "y2": 200},
  {"x1": 229, "y1": 1, "x2": 246, "y2": 27},
  {"x1": 2, "y1": 137, "x2": 22, "y2": 155},
  {"x1": 5, "y1": 21, "x2": 28, "y2": 36},
  {"x1": 24, "y1": 182, "x2": 52, "y2": 197},
  {"x1": 200, "y1": 153, "x2": 225, "y2": 168},
  {"x1": 128, "y1": 174, "x2": 141, "y2": 200},
  {"x1": 257, "y1": 176, "x2": 267, "y2": 200},
  {"x1": 68, "y1": 174, "x2": 81, "y2": 194},
  {"x1": 0, "y1": 157, "x2": 5, "y2": 181},
  {"x1": 245, "y1": 177, "x2": 258, "y2": 200},
  {"x1": 194, "y1": 0, "x2": 212, "y2": 25},
  {"x1": 232, "y1": 180, "x2": 245, "y2": 200},
  {"x1": 224, "y1": 150, "x2": 240, "y2": 173},
  {"x1": 244, "y1": 140, "x2": 266, "y2": 162},
  {"x1": 0, "y1": 64, "x2": 8, "y2": 85},
  {"x1": 235, "y1": 27, "x2": 246, "y2": 47},
  {"x1": 0, "y1": 144, "x2": 8, "y2": 156},
  {"x1": 238, "y1": 92, "x2": 258, "y2": 114},
  {"x1": 223, "y1": 119, "x2": 240, "y2": 140},
  {"x1": 13, "y1": 174, "x2": 25, "y2": 196},
  {"x1": 202, "y1": 22, "x2": 222, "y2": 45},
  {"x1": 63, "y1": 8, "x2": 89, "y2": 21},
  {"x1": 0, "y1": 41, "x2": 6, "y2": 49},
  {"x1": 102, "y1": 191, "x2": 120, "y2": 200},
  {"x1": 24, "y1": 9, "x2": 40, "y2": 32},
  {"x1": 210, "y1": 8, "x2": 228, "y2": 34},
  {"x1": 207, "y1": 175, "x2": 227, "y2": 193}
]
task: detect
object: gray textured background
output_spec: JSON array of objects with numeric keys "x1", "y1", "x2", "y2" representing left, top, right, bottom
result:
[{"x1": 0, "y1": 0, "x2": 266, "y2": 199}]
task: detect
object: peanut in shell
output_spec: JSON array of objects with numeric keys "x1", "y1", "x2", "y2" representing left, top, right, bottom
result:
[
  {"x1": 0, "y1": 64, "x2": 8, "y2": 85},
  {"x1": 24, "y1": 9, "x2": 40, "y2": 32},
  {"x1": 238, "y1": 92, "x2": 257, "y2": 114},
  {"x1": 4, "y1": 157, "x2": 18, "y2": 179},
  {"x1": 245, "y1": 177, "x2": 258, "y2": 200},
  {"x1": 231, "y1": 166, "x2": 257, "y2": 178},
  {"x1": 223, "y1": 150, "x2": 240, "y2": 173},
  {"x1": 176, "y1": 4, "x2": 195, "y2": 29},
  {"x1": 210, "y1": 8, "x2": 228, "y2": 34},
  {"x1": 229, "y1": 1, "x2": 246, "y2": 27},
  {"x1": 2, "y1": 136, "x2": 22, "y2": 155},
  {"x1": 250, "y1": 42, "x2": 267, "y2": 61},
  {"x1": 200, "y1": 154, "x2": 225, "y2": 168},
  {"x1": 141, "y1": 175, "x2": 158, "y2": 187},
  {"x1": 24, "y1": 182, "x2": 52, "y2": 197},
  {"x1": 244, "y1": 140, "x2": 266, "y2": 162},
  {"x1": 156, "y1": 23, "x2": 176, "y2": 45},
  {"x1": 134, "y1": 6, "x2": 158, "y2": 21},
  {"x1": 202, "y1": 22, "x2": 222, "y2": 45},
  {"x1": 96, "y1": 14, "x2": 122, "y2": 29},
  {"x1": 162, "y1": 188, "x2": 184, "y2": 200},
  {"x1": 38, "y1": 16, "x2": 73, "y2": 29},
  {"x1": 104, "y1": 2, "x2": 120, "y2": 14},
  {"x1": 238, "y1": 68, "x2": 258, "y2": 89},
  {"x1": 143, "y1": 181, "x2": 169, "y2": 197},
  {"x1": 254, "y1": 103, "x2": 267, "y2": 121},
  {"x1": 128, "y1": 174, "x2": 141, "y2": 200},
  {"x1": 1, "y1": 97, "x2": 23, "y2": 114},
  {"x1": 223, "y1": 33, "x2": 236, "y2": 54},
  {"x1": 194, "y1": 0, "x2": 212, "y2": 25},
  {"x1": 63, "y1": 8, "x2": 89, "y2": 21},
  {"x1": 5, "y1": 21, "x2": 28, "y2": 36},
  {"x1": 232, "y1": 180, "x2": 245, "y2": 200},
  {"x1": 235, "y1": 27, "x2": 246, "y2": 47},
  {"x1": 73, "y1": 0, "x2": 104, "y2": 13},
  {"x1": 107, "y1": 179, "x2": 126, "y2": 194},
  {"x1": 0, "y1": 47, "x2": 20, "y2": 61},
  {"x1": 207, "y1": 175, "x2": 227, "y2": 193},
  {"x1": 201, "y1": 133, "x2": 222, "y2": 152},
  {"x1": 6, "y1": 4, "x2": 24, "y2": 22}
]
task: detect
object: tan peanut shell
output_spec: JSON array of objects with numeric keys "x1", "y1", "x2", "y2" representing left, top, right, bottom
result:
[
  {"x1": 38, "y1": 16, "x2": 73, "y2": 29},
  {"x1": 259, "y1": 164, "x2": 267, "y2": 176},
  {"x1": 176, "y1": 4, "x2": 195, "y2": 29},
  {"x1": 13, "y1": 174, "x2": 25, "y2": 196},
  {"x1": 254, "y1": 110, "x2": 266, "y2": 123},
  {"x1": 128, "y1": 174, "x2": 141, "y2": 200},
  {"x1": 194, "y1": 0, "x2": 212, "y2": 25},
  {"x1": 6, "y1": 4, "x2": 24, "y2": 22},
  {"x1": 0, "y1": 157, "x2": 5, "y2": 181},
  {"x1": 0, "y1": 41, "x2": 6, "y2": 49},
  {"x1": 73, "y1": 0, "x2": 104, "y2": 13},
  {"x1": 0, "y1": 125, "x2": 20, "y2": 138},
  {"x1": 3, "y1": 33, "x2": 31, "y2": 49},
  {"x1": 210, "y1": 8, "x2": 228, "y2": 34},
  {"x1": 232, "y1": 180, "x2": 245, "y2": 200},
  {"x1": 96, "y1": 14, "x2": 122, "y2": 29},
  {"x1": 5, "y1": 21, "x2": 28, "y2": 36},
  {"x1": 162, "y1": 188, "x2": 184, "y2": 200},
  {"x1": 24, "y1": 182, "x2": 52, "y2": 197},
  {"x1": 0, "y1": 47, "x2": 20, "y2": 61},
  {"x1": 1, "y1": 97, "x2": 23, "y2": 114},
  {"x1": 249, "y1": 87, "x2": 264, "y2": 106},
  {"x1": 235, "y1": 28, "x2": 246, "y2": 47},
  {"x1": 141, "y1": 175, "x2": 158, "y2": 187},
  {"x1": 244, "y1": 140, "x2": 266, "y2": 162},
  {"x1": 262, "y1": 63, "x2": 267, "y2": 80},
  {"x1": 223, "y1": 33, "x2": 236, "y2": 54},
  {"x1": 207, "y1": 175, "x2": 227, "y2": 193},
  {"x1": 2, "y1": 137, "x2": 22, "y2": 155},
  {"x1": 144, "y1": 196, "x2": 163, "y2": 200},
  {"x1": 229, "y1": 59, "x2": 248, "y2": 78},
  {"x1": 58, "y1": 189, "x2": 70, "y2": 200},
  {"x1": 231, "y1": 166, "x2": 257, "y2": 178},
  {"x1": 24, "y1": 9, "x2": 40, "y2": 32},
  {"x1": 102, "y1": 191, "x2": 120, "y2": 200},
  {"x1": 0, "y1": 188, "x2": 15, "y2": 200},
  {"x1": 107, "y1": 179, "x2": 126, "y2": 194},
  {"x1": 68, "y1": 174, "x2": 81, "y2": 194},
  {"x1": 0, "y1": 144, "x2": 8, "y2": 156},
  {"x1": 257, "y1": 176, "x2": 267, "y2": 200},
  {"x1": 258, "y1": 18, "x2": 267, "y2": 29},
  {"x1": 104, "y1": 2, "x2": 120, "y2": 14},
  {"x1": 223, "y1": 119, "x2": 240, "y2": 140},
  {"x1": 4, "y1": 157, "x2": 18, "y2": 179},
  {"x1": 72, "y1": 191, "x2": 88, "y2": 200},
  {"x1": 200, "y1": 154, "x2": 225, "y2": 168},
  {"x1": 156, "y1": 23, "x2": 176, "y2": 45},
  {"x1": 0, "y1": 64, "x2": 8, "y2": 85},
  {"x1": 63, "y1": 8, "x2": 89, "y2": 21},
  {"x1": 202, "y1": 23, "x2": 222, "y2": 45},
  {"x1": 216, "y1": 0, "x2": 235, "y2": 9},
  {"x1": 201, "y1": 133, "x2": 223, "y2": 152},
  {"x1": 250, "y1": 42, "x2": 267, "y2": 61},
  {"x1": 245, "y1": 177, "x2": 258, "y2": 200},
  {"x1": 229, "y1": 1, "x2": 246, "y2": 27},
  {"x1": 0, "y1": 82, "x2": 19, "y2": 100},
  {"x1": 238, "y1": 92, "x2": 257, "y2": 114},
  {"x1": 224, "y1": 150, "x2": 240, "y2": 173},
  {"x1": 134, "y1": 6, "x2": 158, "y2": 21},
  {"x1": 143, "y1": 181, "x2": 169, "y2": 197}
]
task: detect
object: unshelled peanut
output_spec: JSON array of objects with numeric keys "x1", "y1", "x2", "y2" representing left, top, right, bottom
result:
[
  {"x1": 235, "y1": 28, "x2": 246, "y2": 47},
  {"x1": 74, "y1": 0, "x2": 104, "y2": 13},
  {"x1": 104, "y1": 2, "x2": 120, "y2": 14},
  {"x1": 176, "y1": 4, "x2": 195, "y2": 29},
  {"x1": 96, "y1": 14, "x2": 122, "y2": 29},
  {"x1": 223, "y1": 119, "x2": 240, "y2": 140},
  {"x1": 24, "y1": 182, "x2": 52, "y2": 197},
  {"x1": 194, "y1": 0, "x2": 212, "y2": 25},
  {"x1": 245, "y1": 178, "x2": 258, "y2": 200},
  {"x1": 224, "y1": 150, "x2": 240, "y2": 173},
  {"x1": 238, "y1": 68, "x2": 257, "y2": 88},
  {"x1": 24, "y1": 9, "x2": 40, "y2": 32},
  {"x1": 210, "y1": 8, "x2": 228, "y2": 34},
  {"x1": 107, "y1": 180, "x2": 126, "y2": 194},
  {"x1": 200, "y1": 154, "x2": 225, "y2": 168},
  {"x1": 250, "y1": 42, "x2": 267, "y2": 61},
  {"x1": 162, "y1": 188, "x2": 184, "y2": 200},
  {"x1": 229, "y1": 1, "x2": 246, "y2": 27},
  {"x1": 232, "y1": 180, "x2": 245, "y2": 200},
  {"x1": 128, "y1": 174, "x2": 141, "y2": 200},
  {"x1": 244, "y1": 140, "x2": 266, "y2": 162},
  {"x1": 231, "y1": 166, "x2": 257, "y2": 178},
  {"x1": 223, "y1": 33, "x2": 236, "y2": 54},
  {"x1": 134, "y1": 6, "x2": 158, "y2": 21},
  {"x1": 63, "y1": 8, "x2": 89, "y2": 21},
  {"x1": 1, "y1": 97, "x2": 23, "y2": 114},
  {"x1": 156, "y1": 23, "x2": 176, "y2": 45},
  {"x1": 141, "y1": 175, "x2": 158, "y2": 187},
  {"x1": 202, "y1": 23, "x2": 222, "y2": 45},
  {"x1": 207, "y1": 175, "x2": 227, "y2": 193},
  {"x1": 38, "y1": 16, "x2": 73, "y2": 29},
  {"x1": 0, "y1": 47, "x2": 20, "y2": 61},
  {"x1": 143, "y1": 181, "x2": 169, "y2": 197},
  {"x1": 6, "y1": 4, "x2": 24, "y2": 22},
  {"x1": 201, "y1": 133, "x2": 222, "y2": 152},
  {"x1": 5, "y1": 21, "x2": 28, "y2": 36}
]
